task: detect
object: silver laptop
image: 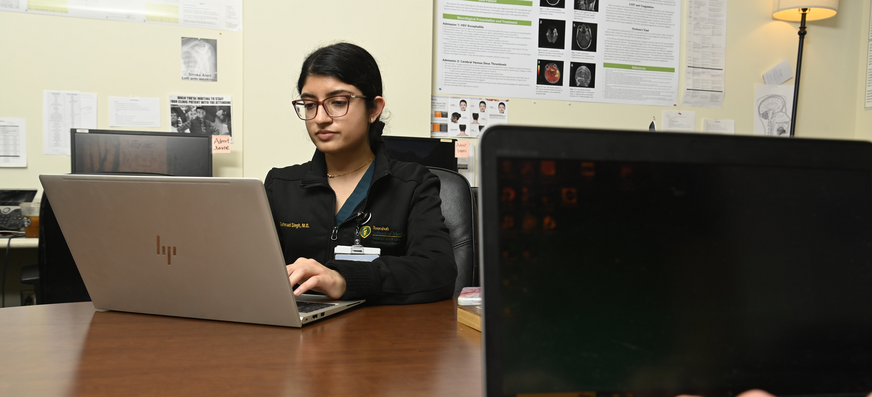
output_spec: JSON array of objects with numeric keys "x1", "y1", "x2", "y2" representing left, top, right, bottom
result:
[{"x1": 40, "y1": 174, "x2": 364, "y2": 327}]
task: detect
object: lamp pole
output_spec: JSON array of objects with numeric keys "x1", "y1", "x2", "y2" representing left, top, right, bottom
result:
[{"x1": 789, "y1": 8, "x2": 808, "y2": 138}]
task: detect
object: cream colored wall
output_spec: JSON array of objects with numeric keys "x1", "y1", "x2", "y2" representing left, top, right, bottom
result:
[
  {"x1": 432, "y1": 0, "x2": 867, "y2": 140},
  {"x1": 0, "y1": 12, "x2": 243, "y2": 194},
  {"x1": 241, "y1": 2, "x2": 433, "y2": 180},
  {"x1": 3, "y1": 0, "x2": 871, "y2": 195}
]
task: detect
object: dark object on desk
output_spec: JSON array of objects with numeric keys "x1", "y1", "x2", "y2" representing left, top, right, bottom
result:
[
  {"x1": 70, "y1": 128, "x2": 212, "y2": 176},
  {"x1": 428, "y1": 167, "x2": 478, "y2": 295},
  {"x1": 0, "y1": 189, "x2": 37, "y2": 231},
  {"x1": 384, "y1": 136, "x2": 458, "y2": 172},
  {"x1": 0, "y1": 189, "x2": 37, "y2": 206},
  {"x1": 479, "y1": 125, "x2": 872, "y2": 397},
  {"x1": 20, "y1": 193, "x2": 90, "y2": 304}
]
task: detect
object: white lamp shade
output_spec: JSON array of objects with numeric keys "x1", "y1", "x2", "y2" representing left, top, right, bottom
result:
[{"x1": 772, "y1": 0, "x2": 838, "y2": 21}]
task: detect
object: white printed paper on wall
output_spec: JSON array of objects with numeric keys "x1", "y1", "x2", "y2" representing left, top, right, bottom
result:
[
  {"x1": 170, "y1": 95, "x2": 233, "y2": 140},
  {"x1": 432, "y1": 96, "x2": 509, "y2": 139},
  {"x1": 0, "y1": 118, "x2": 27, "y2": 168},
  {"x1": 754, "y1": 84, "x2": 794, "y2": 137},
  {"x1": 109, "y1": 97, "x2": 161, "y2": 128},
  {"x1": 43, "y1": 90, "x2": 98, "y2": 156},
  {"x1": 661, "y1": 110, "x2": 696, "y2": 132},
  {"x1": 435, "y1": 0, "x2": 681, "y2": 106},
  {"x1": 682, "y1": 0, "x2": 727, "y2": 108},
  {"x1": 0, "y1": 0, "x2": 242, "y2": 31}
]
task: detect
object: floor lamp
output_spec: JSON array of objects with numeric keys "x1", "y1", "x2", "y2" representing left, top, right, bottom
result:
[{"x1": 772, "y1": 0, "x2": 838, "y2": 137}]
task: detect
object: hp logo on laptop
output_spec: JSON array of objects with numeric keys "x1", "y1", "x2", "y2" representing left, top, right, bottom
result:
[{"x1": 156, "y1": 236, "x2": 177, "y2": 265}]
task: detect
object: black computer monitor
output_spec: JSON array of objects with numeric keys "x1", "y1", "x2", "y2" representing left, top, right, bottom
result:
[
  {"x1": 70, "y1": 129, "x2": 212, "y2": 176},
  {"x1": 383, "y1": 136, "x2": 457, "y2": 171}
]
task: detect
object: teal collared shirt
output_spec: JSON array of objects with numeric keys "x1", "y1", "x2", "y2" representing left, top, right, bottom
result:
[{"x1": 335, "y1": 161, "x2": 375, "y2": 225}]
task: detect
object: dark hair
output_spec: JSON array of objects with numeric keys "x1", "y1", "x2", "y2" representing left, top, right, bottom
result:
[
  {"x1": 459, "y1": 100, "x2": 467, "y2": 105},
  {"x1": 297, "y1": 42, "x2": 385, "y2": 148},
  {"x1": 479, "y1": 101, "x2": 486, "y2": 106},
  {"x1": 472, "y1": 113, "x2": 479, "y2": 120}
]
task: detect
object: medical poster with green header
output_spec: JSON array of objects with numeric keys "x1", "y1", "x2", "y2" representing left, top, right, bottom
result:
[{"x1": 435, "y1": 0, "x2": 681, "y2": 107}]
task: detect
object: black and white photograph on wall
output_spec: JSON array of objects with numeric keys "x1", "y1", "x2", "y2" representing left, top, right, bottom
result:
[
  {"x1": 540, "y1": 0, "x2": 565, "y2": 8},
  {"x1": 571, "y1": 22, "x2": 597, "y2": 52},
  {"x1": 537, "y1": 59, "x2": 564, "y2": 86},
  {"x1": 538, "y1": 19, "x2": 566, "y2": 50},
  {"x1": 574, "y1": 0, "x2": 598, "y2": 12},
  {"x1": 570, "y1": 62, "x2": 596, "y2": 88},
  {"x1": 181, "y1": 37, "x2": 218, "y2": 82},
  {"x1": 169, "y1": 95, "x2": 233, "y2": 140}
]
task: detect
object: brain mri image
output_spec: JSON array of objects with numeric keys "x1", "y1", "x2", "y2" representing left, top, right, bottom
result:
[
  {"x1": 544, "y1": 63, "x2": 561, "y2": 84},
  {"x1": 575, "y1": 65, "x2": 591, "y2": 87},
  {"x1": 537, "y1": 60, "x2": 564, "y2": 86},
  {"x1": 575, "y1": 23, "x2": 593, "y2": 50},
  {"x1": 546, "y1": 27, "x2": 559, "y2": 44},
  {"x1": 542, "y1": 0, "x2": 563, "y2": 6},
  {"x1": 539, "y1": 19, "x2": 566, "y2": 49},
  {"x1": 570, "y1": 62, "x2": 596, "y2": 88},
  {"x1": 576, "y1": 0, "x2": 597, "y2": 11}
]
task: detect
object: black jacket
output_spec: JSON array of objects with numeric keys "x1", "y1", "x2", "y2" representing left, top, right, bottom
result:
[{"x1": 264, "y1": 144, "x2": 457, "y2": 305}]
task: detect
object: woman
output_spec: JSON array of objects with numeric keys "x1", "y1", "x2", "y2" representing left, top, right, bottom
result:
[{"x1": 264, "y1": 42, "x2": 457, "y2": 305}]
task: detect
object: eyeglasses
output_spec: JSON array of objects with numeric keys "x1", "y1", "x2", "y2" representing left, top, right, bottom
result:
[{"x1": 292, "y1": 95, "x2": 367, "y2": 120}]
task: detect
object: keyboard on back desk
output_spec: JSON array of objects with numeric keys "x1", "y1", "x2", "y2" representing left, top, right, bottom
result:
[{"x1": 296, "y1": 301, "x2": 334, "y2": 313}]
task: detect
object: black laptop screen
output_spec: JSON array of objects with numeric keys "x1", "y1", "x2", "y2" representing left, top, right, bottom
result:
[
  {"x1": 484, "y1": 130, "x2": 872, "y2": 396},
  {"x1": 71, "y1": 129, "x2": 213, "y2": 177}
]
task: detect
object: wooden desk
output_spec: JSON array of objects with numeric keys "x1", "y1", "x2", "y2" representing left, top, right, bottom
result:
[
  {"x1": 0, "y1": 300, "x2": 483, "y2": 396},
  {"x1": 1, "y1": 236, "x2": 38, "y2": 249}
]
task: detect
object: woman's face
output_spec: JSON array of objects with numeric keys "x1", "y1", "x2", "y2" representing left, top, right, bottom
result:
[{"x1": 300, "y1": 75, "x2": 384, "y2": 157}]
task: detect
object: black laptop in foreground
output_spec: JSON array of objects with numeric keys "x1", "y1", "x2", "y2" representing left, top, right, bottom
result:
[{"x1": 479, "y1": 125, "x2": 872, "y2": 397}]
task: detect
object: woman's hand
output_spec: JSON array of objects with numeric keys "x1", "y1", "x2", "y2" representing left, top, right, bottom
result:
[{"x1": 286, "y1": 257, "x2": 347, "y2": 299}]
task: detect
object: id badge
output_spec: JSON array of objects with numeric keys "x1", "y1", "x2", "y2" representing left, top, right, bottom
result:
[{"x1": 334, "y1": 244, "x2": 380, "y2": 262}]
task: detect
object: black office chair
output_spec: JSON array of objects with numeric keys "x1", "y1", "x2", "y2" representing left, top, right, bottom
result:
[
  {"x1": 20, "y1": 193, "x2": 90, "y2": 304},
  {"x1": 428, "y1": 167, "x2": 478, "y2": 295}
]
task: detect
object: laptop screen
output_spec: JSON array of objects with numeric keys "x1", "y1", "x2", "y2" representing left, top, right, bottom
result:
[{"x1": 480, "y1": 126, "x2": 872, "y2": 397}]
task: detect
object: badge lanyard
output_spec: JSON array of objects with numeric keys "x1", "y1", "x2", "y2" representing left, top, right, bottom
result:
[{"x1": 334, "y1": 212, "x2": 380, "y2": 262}]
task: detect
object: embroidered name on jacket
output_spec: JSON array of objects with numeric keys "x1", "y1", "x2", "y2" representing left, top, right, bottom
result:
[
  {"x1": 280, "y1": 222, "x2": 309, "y2": 229},
  {"x1": 367, "y1": 225, "x2": 404, "y2": 247}
]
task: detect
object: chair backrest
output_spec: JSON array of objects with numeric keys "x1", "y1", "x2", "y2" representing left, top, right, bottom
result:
[{"x1": 427, "y1": 167, "x2": 478, "y2": 295}]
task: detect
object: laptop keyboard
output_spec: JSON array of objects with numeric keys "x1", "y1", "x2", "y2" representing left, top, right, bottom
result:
[{"x1": 296, "y1": 301, "x2": 334, "y2": 313}]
